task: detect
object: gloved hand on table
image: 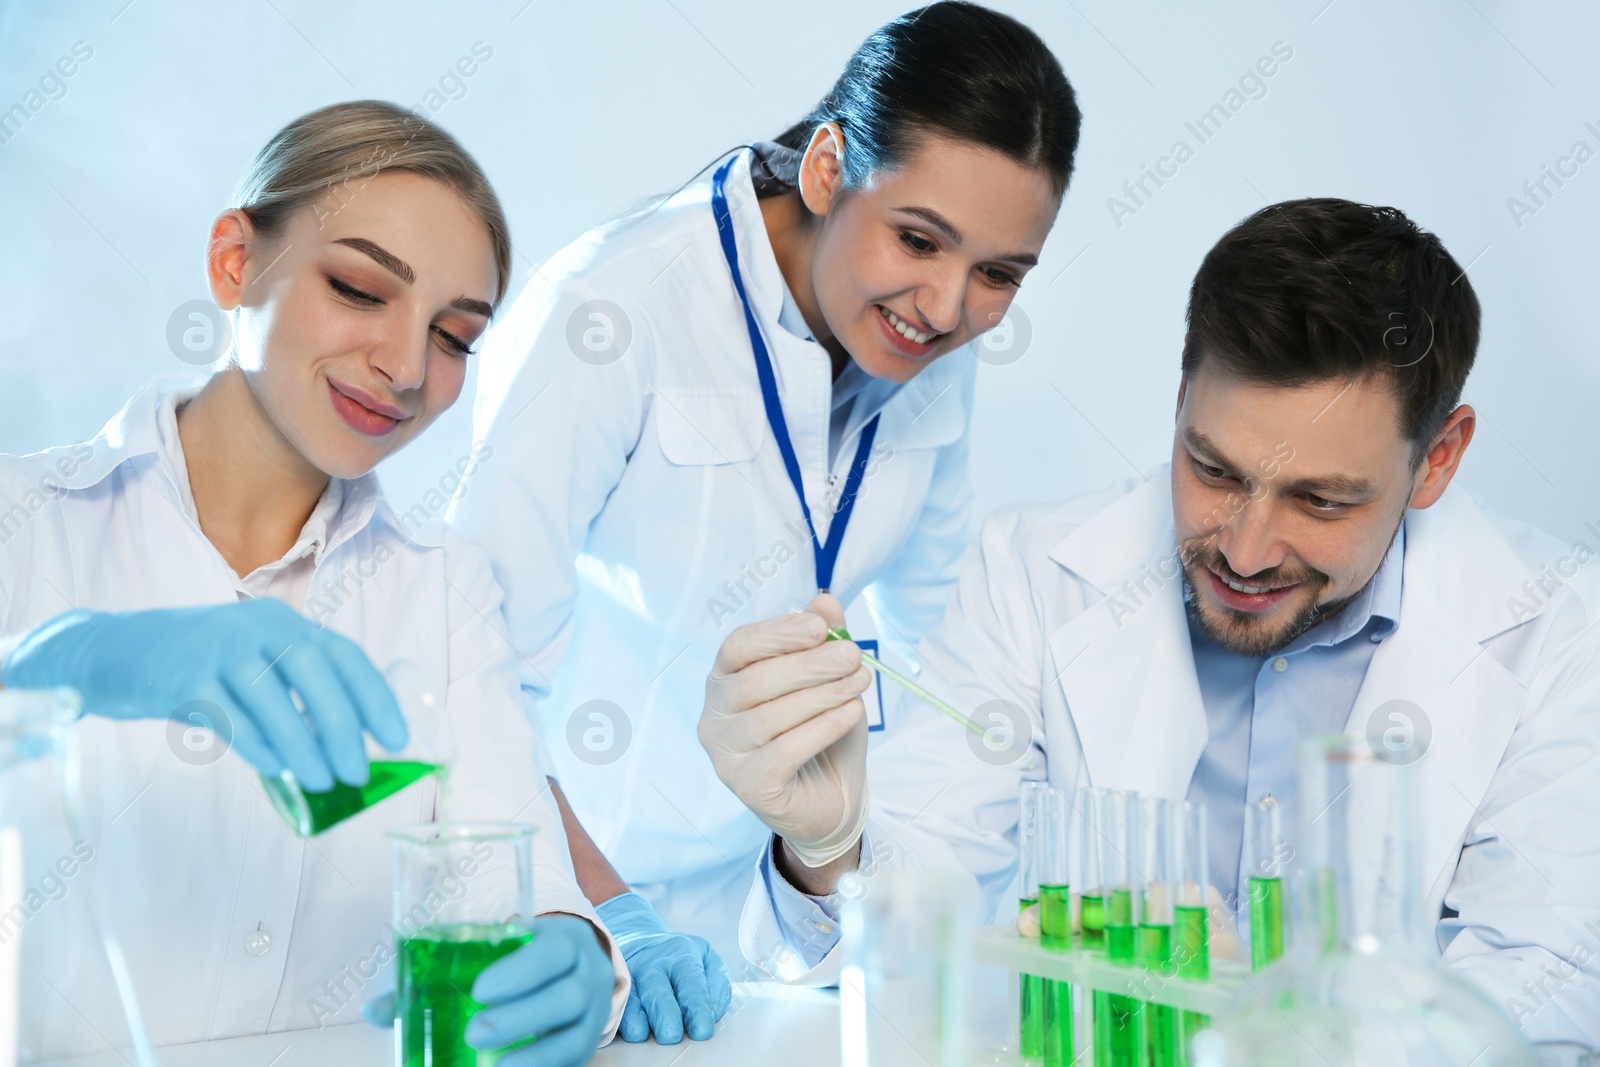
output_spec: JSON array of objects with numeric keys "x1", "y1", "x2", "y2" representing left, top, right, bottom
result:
[
  {"x1": 0, "y1": 599, "x2": 405, "y2": 791},
  {"x1": 597, "y1": 891, "x2": 732, "y2": 1043},
  {"x1": 363, "y1": 913, "x2": 615, "y2": 1066},
  {"x1": 697, "y1": 593, "x2": 872, "y2": 868}
]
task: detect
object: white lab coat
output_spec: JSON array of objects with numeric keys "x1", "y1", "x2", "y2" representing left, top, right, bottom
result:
[
  {"x1": 742, "y1": 471, "x2": 1600, "y2": 1045},
  {"x1": 0, "y1": 378, "x2": 627, "y2": 1058},
  {"x1": 452, "y1": 148, "x2": 977, "y2": 964}
]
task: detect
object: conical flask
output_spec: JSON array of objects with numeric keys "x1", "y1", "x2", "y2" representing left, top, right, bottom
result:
[
  {"x1": 259, "y1": 659, "x2": 452, "y2": 837},
  {"x1": 0, "y1": 687, "x2": 156, "y2": 1065},
  {"x1": 1193, "y1": 734, "x2": 1537, "y2": 1067}
]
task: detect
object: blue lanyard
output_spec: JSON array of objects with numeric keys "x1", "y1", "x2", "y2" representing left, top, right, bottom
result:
[{"x1": 710, "y1": 155, "x2": 880, "y2": 594}]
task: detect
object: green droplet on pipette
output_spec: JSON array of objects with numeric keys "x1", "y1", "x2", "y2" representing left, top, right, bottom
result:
[{"x1": 824, "y1": 627, "x2": 986, "y2": 738}]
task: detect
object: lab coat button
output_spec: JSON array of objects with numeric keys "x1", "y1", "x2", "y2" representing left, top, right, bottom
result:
[
  {"x1": 243, "y1": 928, "x2": 272, "y2": 956},
  {"x1": 1271, "y1": 657, "x2": 1288, "y2": 672},
  {"x1": 814, "y1": 921, "x2": 834, "y2": 934}
]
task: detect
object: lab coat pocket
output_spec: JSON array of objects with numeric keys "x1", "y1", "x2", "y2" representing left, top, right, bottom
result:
[{"x1": 652, "y1": 387, "x2": 766, "y2": 466}]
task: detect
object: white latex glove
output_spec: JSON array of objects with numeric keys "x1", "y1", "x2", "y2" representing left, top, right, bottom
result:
[{"x1": 697, "y1": 594, "x2": 872, "y2": 867}]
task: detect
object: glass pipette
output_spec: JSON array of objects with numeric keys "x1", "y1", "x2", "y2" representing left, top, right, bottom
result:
[{"x1": 824, "y1": 627, "x2": 986, "y2": 738}]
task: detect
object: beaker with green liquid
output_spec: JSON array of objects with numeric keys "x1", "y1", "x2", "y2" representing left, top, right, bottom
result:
[
  {"x1": 1244, "y1": 796, "x2": 1286, "y2": 972},
  {"x1": 390, "y1": 821, "x2": 536, "y2": 1066},
  {"x1": 262, "y1": 660, "x2": 452, "y2": 836}
]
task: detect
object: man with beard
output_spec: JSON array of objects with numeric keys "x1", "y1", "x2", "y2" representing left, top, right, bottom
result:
[{"x1": 698, "y1": 198, "x2": 1600, "y2": 1044}]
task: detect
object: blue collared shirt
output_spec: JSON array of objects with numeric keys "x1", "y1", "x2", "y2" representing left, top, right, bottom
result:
[{"x1": 1185, "y1": 526, "x2": 1405, "y2": 912}]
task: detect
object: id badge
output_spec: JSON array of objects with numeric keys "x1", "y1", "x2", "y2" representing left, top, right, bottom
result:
[{"x1": 858, "y1": 638, "x2": 886, "y2": 732}]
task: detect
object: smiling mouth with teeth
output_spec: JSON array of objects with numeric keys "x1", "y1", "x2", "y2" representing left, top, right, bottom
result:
[
  {"x1": 881, "y1": 306, "x2": 937, "y2": 346},
  {"x1": 1215, "y1": 572, "x2": 1297, "y2": 596}
]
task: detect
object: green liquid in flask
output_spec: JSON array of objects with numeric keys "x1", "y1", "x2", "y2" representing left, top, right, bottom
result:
[
  {"x1": 1248, "y1": 875, "x2": 1285, "y2": 972},
  {"x1": 262, "y1": 759, "x2": 443, "y2": 837},
  {"x1": 397, "y1": 922, "x2": 535, "y2": 1067}
]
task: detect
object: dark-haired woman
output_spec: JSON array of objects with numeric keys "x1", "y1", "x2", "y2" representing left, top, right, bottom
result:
[{"x1": 452, "y1": 0, "x2": 1082, "y2": 1008}]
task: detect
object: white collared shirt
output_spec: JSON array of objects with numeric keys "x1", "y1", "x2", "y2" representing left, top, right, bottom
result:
[
  {"x1": 0, "y1": 377, "x2": 627, "y2": 1057},
  {"x1": 156, "y1": 380, "x2": 343, "y2": 609}
]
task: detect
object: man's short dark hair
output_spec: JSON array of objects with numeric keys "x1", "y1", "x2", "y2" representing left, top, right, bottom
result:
[{"x1": 1181, "y1": 198, "x2": 1481, "y2": 460}]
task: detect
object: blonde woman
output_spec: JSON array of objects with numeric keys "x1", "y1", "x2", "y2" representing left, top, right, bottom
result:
[{"x1": 0, "y1": 102, "x2": 646, "y2": 1063}]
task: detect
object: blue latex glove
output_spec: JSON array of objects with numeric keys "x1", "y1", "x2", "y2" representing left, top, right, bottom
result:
[
  {"x1": 1, "y1": 599, "x2": 405, "y2": 792},
  {"x1": 363, "y1": 914, "x2": 614, "y2": 1066},
  {"x1": 597, "y1": 891, "x2": 732, "y2": 1043}
]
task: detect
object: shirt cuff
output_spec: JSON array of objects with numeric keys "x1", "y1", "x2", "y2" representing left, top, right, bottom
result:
[{"x1": 759, "y1": 834, "x2": 848, "y2": 970}]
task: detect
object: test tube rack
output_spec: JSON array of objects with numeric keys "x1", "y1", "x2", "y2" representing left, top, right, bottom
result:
[{"x1": 971, "y1": 926, "x2": 1249, "y2": 1015}]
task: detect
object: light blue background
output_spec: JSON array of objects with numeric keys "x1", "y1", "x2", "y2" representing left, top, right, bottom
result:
[{"x1": 2, "y1": 0, "x2": 1595, "y2": 551}]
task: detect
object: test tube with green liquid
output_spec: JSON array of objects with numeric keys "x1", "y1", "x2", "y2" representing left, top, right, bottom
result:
[
  {"x1": 261, "y1": 661, "x2": 453, "y2": 837},
  {"x1": 1246, "y1": 796, "x2": 1287, "y2": 971},
  {"x1": 1094, "y1": 790, "x2": 1141, "y2": 1067},
  {"x1": 1170, "y1": 801, "x2": 1210, "y2": 1067},
  {"x1": 1078, "y1": 788, "x2": 1106, "y2": 951},
  {"x1": 1137, "y1": 797, "x2": 1177, "y2": 1067},
  {"x1": 1036, "y1": 785, "x2": 1073, "y2": 1067},
  {"x1": 1018, "y1": 781, "x2": 1050, "y2": 1062}
]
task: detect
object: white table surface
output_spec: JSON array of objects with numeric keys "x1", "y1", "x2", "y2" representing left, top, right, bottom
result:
[{"x1": 43, "y1": 983, "x2": 841, "y2": 1066}]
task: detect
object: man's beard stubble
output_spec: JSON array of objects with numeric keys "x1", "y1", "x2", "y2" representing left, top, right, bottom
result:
[{"x1": 1176, "y1": 514, "x2": 1403, "y2": 657}]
